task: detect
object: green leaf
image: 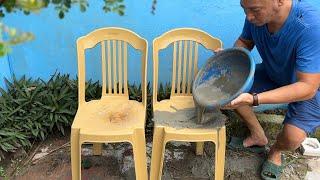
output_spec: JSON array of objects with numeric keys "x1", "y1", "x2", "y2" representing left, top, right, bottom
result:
[
  {"x1": 0, "y1": 130, "x2": 14, "y2": 136},
  {"x1": 40, "y1": 131, "x2": 45, "y2": 140},
  {"x1": 118, "y1": 10, "x2": 124, "y2": 16},
  {"x1": 57, "y1": 109, "x2": 74, "y2": 115},
  {"x1": 80, "y1": 4, "x2": 86, "y2": 12},
  {"x1": 118, "y1": 5, "x2": 125, "y2": 9},
  {"x1": 52, "y1": 0, "x2": 62, "y2": 4},
  {"x1": 58, "y1": 11, "x2": 64, "y2": 18}
]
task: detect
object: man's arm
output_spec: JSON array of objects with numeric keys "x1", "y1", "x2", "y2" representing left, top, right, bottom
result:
[
  {"x1": 257, "y1": 72, "x2": 320, "y2": 104},
  {"x1": 215, "y1": 37, "x2": 255, "y2": 53},
  {"x1": 234, "y1": 37, "x2": 255, "y2": 51}
]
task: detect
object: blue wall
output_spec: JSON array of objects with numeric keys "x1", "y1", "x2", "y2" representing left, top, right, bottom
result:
[
  {"x1": 1, "y1": 0, "x2": 319, "y2": 87},
  {"x1": 0, "y1": 56, "x2": 12, "y2": 90}
]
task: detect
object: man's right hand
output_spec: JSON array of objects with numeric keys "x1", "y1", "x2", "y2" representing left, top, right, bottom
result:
[
  {"x1": 234, "y1": 37, "x2": 254, "y2": 50},
  {"x1": 213, "y1": 48, "x2": 223, "y2": 54}
]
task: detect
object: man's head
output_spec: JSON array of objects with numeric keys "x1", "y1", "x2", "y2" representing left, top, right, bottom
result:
[{"x1": 240, "y1": 0, "x2": 286, "y2": 26}]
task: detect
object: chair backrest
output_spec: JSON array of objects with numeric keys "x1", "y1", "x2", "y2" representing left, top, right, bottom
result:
[
  {"x1": 152, "y1": 28, "x2": 222, "y2": 107},
  {"x1": 76, "y1": 27, "x2": 148, "y2": 107}
]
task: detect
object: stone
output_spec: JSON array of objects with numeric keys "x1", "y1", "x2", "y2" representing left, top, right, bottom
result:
[
  {"x1": 81, "y1": 147, "x2": 93, "y2": 156},
  {"x1": 305, "y1": 171, "x2": 320, "y2": 180},
  {"x1": 306, "y1": 157, "x2": 320, "y2": 172},
  {"x1": 123, "y1": 167, "x2": 135, "y2": 180},
  {"x1": 191, "y1": 157, "x2": 213, "y2": 178},
  {"x1": 162, "y1": 168, "x2": 173, "y2": 180},
  {"x1": 301, "y1": 138, "x2": 320, "y2": 157},
  {"x1": 32, "y1": 152, "x2": 49, "y2": 162}
]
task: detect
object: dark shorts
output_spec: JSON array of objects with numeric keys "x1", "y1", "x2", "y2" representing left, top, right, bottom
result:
[{"x1": 250, "y1": 64, "x2": 320, "y2": 134}]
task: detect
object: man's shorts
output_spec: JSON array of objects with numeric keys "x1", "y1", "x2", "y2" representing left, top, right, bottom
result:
[{"x1": 250, "y1": 64, "x2": 320, "y2": 134}]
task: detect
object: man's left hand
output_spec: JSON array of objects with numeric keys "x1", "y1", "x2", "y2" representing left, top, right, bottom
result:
[{"x1": 223, "y1": 93, "x2": 253, "y2": 109}]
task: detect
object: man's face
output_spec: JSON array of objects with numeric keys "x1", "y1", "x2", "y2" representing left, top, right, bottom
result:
[{"x1": 241, "y1": 0, "x2": 279, "y2": 26}]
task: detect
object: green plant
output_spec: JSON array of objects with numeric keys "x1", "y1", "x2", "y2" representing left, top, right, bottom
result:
[
  {"x1": 128, "y1": 83, "x2": 142, "y2": 102},
  {"x1": 157, "y1": 82, "x2": 171, "y2": 101},
  {"x1": 39, "y1": 73, "x2": 78, "y2": 136},
  {"x1": 103, "y1": 0, "x2": 125, "y2": 16},
  {"x1": 0, "y1": 76, "x2": 41, "y2": 158},
  {"x1": 85, "y1": 79, "x2": 102, "y2": 101},
  {"x1": 0, "y1": 166, "x2": 6, "y2": 178},
  {"x1": 145, "y1": 82, "x2": 153, "y2": 136},
  {"x1": 1, "y1": 74, "x2": 76, "y2": 139},
  {"x1": 0, "y1": 74, "x2": 79, "y2": 159}
]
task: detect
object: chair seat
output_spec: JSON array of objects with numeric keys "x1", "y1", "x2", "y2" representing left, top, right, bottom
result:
[
  {"x1": 153, "y1": 97, "x2": 225, "y2": 131},
  {"x1": 72, "y1": 97, "x2": 146, "y2": 134}
]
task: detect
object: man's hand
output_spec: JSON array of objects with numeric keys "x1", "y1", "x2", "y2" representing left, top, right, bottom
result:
[
  {"x1": 213, "y1": 48, "x2": 223, "y2": 54},
  {"x1": 223, "y1": 93, "x2": 253, "y2": 109},
  {"x1": 234, "y1": 37, "x2": 255, "y2": 50}
]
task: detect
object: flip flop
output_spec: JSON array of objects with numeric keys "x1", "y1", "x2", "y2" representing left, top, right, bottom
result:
[
  {"x1": 227, "y1": 136, "x2": 266, "y2": 154},
  {"x1": 261, "y1": 155, "x2": 285, "y2": 180}
]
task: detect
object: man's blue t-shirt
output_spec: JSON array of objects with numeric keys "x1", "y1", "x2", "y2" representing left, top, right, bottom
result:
[{"x1": 241, "y1": 0, "x2": 320, "y2": 86}]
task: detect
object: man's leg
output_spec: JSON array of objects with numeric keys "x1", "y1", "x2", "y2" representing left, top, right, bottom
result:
[
  {"x1": 235, "y1": 64, "x2": 277, "y2": 147},
  {"x1": 236, "y1": 105, "x2": 268, "y2": 147},
  {"x1": 268, "y1": 123, "x2": 307, "y2": 165},
  {"x1": 267, "y1": 92, "x2": 320, "y2": 165}
]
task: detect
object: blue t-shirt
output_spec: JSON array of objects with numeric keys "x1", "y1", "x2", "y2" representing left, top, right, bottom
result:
[{"x1": 241, "y1": 0, "x2": 320, "y2": 86}]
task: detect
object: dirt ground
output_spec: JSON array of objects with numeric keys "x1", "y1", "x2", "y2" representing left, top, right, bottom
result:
[
  {"x1": 0, "y1": 133, "x2": 316, "y2": 180},
  {"x1": 1, "y1": 112, "x2": 319, "y2": 180}
]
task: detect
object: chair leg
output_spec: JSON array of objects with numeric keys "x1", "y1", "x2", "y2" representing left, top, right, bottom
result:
[
  {"x1": 214, "y1": 127, "x2": 226, "y2": 180},
  {"x1": 71, "y1": 129, "x2": 81, "y2": 180},
  {"x1": 93, "y1": 143, "x2": 102, "y2": 156},
  {"x1": 132, "y1": 129, "x2": 148, "y2": 180},
  {"x1": 150, "y1": 127, "x2": 166, "y2": 180},
  {"x1": 196, "y1": 142, "x2": 204, "y2": 155}
]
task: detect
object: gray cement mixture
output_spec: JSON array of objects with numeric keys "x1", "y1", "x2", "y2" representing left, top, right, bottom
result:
[
  {"x1": 193, "y1": 75, "x2": 231, "y2": 124},
  {"x1": 194, "y1": 76, "x2": 231, "y2": 106},
  {"x1": 153, "y1": 107, "x2": 226, "y2": 129}
]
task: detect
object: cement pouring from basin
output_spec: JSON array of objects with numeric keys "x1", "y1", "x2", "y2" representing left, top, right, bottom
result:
[{"x1": 192, "y1": 48, "x2": 256, "y2": 124}]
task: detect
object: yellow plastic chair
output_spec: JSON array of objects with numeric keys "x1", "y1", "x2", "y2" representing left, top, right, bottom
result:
[
  {"x1": 71, "y1": 27, "x2": 148, "y2": 180},
  {"x1": 150, "y1": 28, "x2": 226, "y2": 180}
]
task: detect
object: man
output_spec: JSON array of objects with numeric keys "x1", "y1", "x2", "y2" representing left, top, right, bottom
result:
[{"x1": 224, "y1": 0, "x2": 320, "y2": 179}]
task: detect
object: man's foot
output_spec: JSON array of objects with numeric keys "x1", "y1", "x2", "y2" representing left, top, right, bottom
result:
[
  {"x1": 227, "y1": 136, "x2": 267, "y2": 154},
  {"x1": 261, "y1": 152, "x2": 284, "y2": 180},
  {"x1": 267, "y1": 149, "x2": 282, "y2": 166},
  {"x1": 243, "y1": 134, "x2": 268, "y2": 148}
]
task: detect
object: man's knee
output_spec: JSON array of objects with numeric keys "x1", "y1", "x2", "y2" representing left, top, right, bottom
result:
[{"x1": 278, "y1": 123, "x2": 307, "y2": 151}]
